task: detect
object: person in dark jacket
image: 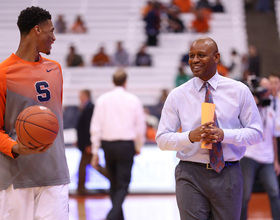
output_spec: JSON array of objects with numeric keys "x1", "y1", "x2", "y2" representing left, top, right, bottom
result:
[{"x1": 76, "y1": 89, "x2": 94, "y2": 195}]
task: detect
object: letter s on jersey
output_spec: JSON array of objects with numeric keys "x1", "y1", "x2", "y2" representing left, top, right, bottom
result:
[{"x1": 35, "y1": 81, "x2": 51, "y2": 102}]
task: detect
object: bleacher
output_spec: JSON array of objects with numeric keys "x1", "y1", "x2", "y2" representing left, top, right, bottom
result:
[
  {"x1": 0, "y1": 0, "x2": 248, "y2": 106},
  {"x1": 275, "y1": 0, "x2": 280, "y2": 39}
]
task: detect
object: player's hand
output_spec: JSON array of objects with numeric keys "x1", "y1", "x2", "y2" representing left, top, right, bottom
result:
[
  {"x1": 91, "y1": 154, "x2": 99, "y2": 169},
  {"x1": 13, "y1": 138, "x2": 52, "y2": 156},
  {"x1": 189, "y1": 121, "x2": 215, "y2": 142}
]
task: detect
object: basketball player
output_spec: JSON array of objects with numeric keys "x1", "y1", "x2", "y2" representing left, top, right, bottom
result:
[{"x1": 0, "y1": 6, "x2": 70, "y2": 220}]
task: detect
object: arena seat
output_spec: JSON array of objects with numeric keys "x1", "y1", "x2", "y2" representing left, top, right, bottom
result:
[{"x1": 0, "y1": 0, "x2": 248, "y2": 107}]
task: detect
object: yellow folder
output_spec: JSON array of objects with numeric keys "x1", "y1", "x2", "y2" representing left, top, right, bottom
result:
[{"x1": 201, "y1": 102, "x2": 215, "y2": 149}]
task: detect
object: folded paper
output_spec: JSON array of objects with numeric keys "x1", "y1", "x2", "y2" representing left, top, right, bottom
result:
[{"x1": 201, "y1": 102, "x2": 215, "y2": 149}]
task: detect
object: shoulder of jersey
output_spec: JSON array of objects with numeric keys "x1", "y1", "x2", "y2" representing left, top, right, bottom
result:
[
  {"x1": 42, "y1": 57, "x2": 62, "y2": 69},
  {"x1": 0, "y1": 55, "x2": 17, "y2": 69}
]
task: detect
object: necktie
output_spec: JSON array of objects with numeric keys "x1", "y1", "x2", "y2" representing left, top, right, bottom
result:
[{"x1": 204, "y1": 82, "x2": 225, "y2": 173}]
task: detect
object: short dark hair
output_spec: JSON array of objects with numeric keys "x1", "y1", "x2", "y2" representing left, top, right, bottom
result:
[
  {"x1": 81, "y1": 89, "x2": 91, "y2": 99},
  {"x1": 17, "y1": 6, "x2": 51, "y2": 35},
  {"x1": 269, "y1": 72, "x2": 280, "y2": 79},
  {"x1": 113, "y1": 69, "x2": 127, "y2": 86}
]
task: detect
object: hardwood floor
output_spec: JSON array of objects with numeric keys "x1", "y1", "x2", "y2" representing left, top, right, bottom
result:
[{"x1": 69, "y1": 192, "x2": 272, "y2": 220}]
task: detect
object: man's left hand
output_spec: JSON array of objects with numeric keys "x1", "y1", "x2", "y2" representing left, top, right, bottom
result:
[{"x1": 91, "y1": 154, "x2": 99, "y2": 169}]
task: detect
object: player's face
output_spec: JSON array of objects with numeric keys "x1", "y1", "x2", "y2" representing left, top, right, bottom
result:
[
  {"x1": 189, "y1": 40, "x2": 220, "y2": 81},
  {"x1": 37, "y1": 19, "x2": 56, "y2": 55}
]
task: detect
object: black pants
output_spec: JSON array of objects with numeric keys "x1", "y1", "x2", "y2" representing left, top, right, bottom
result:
[
  {"x1": 146, "y1": 29, "x2": 158, "y2": 46},
  {"x1": 102, "y1": 140, "x2": 135, "y2": 220}
]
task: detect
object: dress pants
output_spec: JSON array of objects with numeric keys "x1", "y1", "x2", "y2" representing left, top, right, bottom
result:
[
  {"x1": 240, "y1": 157, "x2": 280, "y2": 220},
  {"x1": 175, "y1": 160, "x2": 243, "y2": 220},
  {"x1": 77, "y1": 151, "x2": 92, "y2": 194},
  {"x1": 102, "y1": 140, "x2": 135, "y2": 220}
]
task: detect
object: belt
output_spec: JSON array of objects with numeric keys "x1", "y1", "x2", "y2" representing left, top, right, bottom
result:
[{"x1": 180, "y1": 160, "x2": 239, "y2": 170}]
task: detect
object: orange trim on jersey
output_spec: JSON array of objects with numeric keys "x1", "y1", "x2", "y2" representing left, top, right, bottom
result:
[{"x1": 0, "y1": 55, "x2": 18, "y2": 158}]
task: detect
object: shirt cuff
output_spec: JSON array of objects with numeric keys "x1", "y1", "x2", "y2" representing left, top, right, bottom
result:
[
  {"x1": 92, "y1": 146, "x2": 99, "y2": 155},
  {"x1": 180, "y1": 131, "x2": 194, "y2": 145},
  {"x1": 222, "y1": 129, "x2": 235, "y2": 143}
]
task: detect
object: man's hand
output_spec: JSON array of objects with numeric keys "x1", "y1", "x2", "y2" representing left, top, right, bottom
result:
[
  {"x1": 274, "y1": 161, "x2": 280, "y2": 176},
  {"x1": 12, "y1": 138, "x2": 52, "y2": 156},
  {"x1": 189, "y1": 121, "x2": 224, "y2": 145},
  {"x1": 85, "y1": 146, "x2": 92, "y2": 154},
  {"x1": 91, "y1": 154, "x2": 99, "y2": 169},
  {"x1": 189, "y1": 121, "x2": 214, "y2": 142},
  {"x1": 201, "y1": 125, "x2": 224, "y2": 145}
]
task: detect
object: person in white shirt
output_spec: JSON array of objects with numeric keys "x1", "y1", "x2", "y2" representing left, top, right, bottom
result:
[
  {"x1": 269, "y1": 73, "x2": 280, "y2": 191},
  {"x1": 240, "y1": 81, "x2": 280, "y2": 220},
  {"x1": 90, "y1": 69, "x2": 146, "y2": 220},
  {"x1": 156, "y1": 37, "x2": 263, "y2": 220}
]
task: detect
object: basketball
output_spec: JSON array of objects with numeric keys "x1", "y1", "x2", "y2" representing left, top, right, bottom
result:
[{"x1": 15, "y1": 105, "x2": 59, "y2": 148}]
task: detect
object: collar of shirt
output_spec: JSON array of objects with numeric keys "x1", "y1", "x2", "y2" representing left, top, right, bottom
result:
[
  {"x1": 195, "y1": 72, "x2": 220, "y2": 92},
  {"x1": 113, "y1": 86, "x2": 125, "y2": 92}
]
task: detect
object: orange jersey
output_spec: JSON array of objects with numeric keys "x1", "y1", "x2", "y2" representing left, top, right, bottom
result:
[
  {"x1": 0, "y1": 53, "x2": 69, "y2": 189},
  {"x1": 0, "y1": 53, "x2": 63, "y2": 157}
]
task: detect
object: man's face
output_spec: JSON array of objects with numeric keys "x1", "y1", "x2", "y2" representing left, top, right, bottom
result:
[
  {"x1": 79, "y1": 92, "x2": 88, "y2": 105},
  {"x1": 188, "y1": 40, "x2": 220, "y2": 81},
  {"x1": 37, "y1": 19, "x2": 56, "y2": 55},
  {"x1": 269, "y1": 75, "x2": 280, "y2": 95}
]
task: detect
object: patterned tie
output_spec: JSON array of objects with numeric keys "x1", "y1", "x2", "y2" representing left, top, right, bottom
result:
[{"x1": 204, "y1": 82, "x2": 225, "y2": 173}]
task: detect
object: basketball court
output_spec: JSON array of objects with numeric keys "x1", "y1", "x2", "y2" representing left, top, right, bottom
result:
[
  {"x1": 65, "y1": 142, "x2": 275, "y2": 220},
  {"x1": 69, "y1": 192, "x2": 272, "y2": 220}
]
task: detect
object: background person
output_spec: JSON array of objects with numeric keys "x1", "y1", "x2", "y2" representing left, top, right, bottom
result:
[
  {"x1": 54, "y1": 14, "x2": 67, "y2": 33},
  {"x1": 268, "y1": 73, "x2": 280, "y2": 193},
  {"x1": 90, "y1": 69, "x2": 146, "y2": 220},
  {"x1": 70, "y1": 15, "x2": 87, "y2": 33},
  {"x1": 66, "y1": 45, "x2": 84, "y2": 67},
  {"x1": 135, "y1": 44, "x2": 152, "y2": 66},
  {"x1": 112, "y1": 41, "x2": 130, "y2": 67},
  {"x1": 76, "y1": 89, "x2": 94, "y2": 195},
  {"x1": 143, "y1": 1, "x2": 161, "y2": 46},
  {"x1": 91, "y1": 46, "x2": 111, "y2": 67},
  {"x1": 240, "y1": 78, "x2": 280, "y2": 220}
]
